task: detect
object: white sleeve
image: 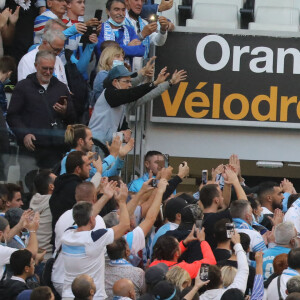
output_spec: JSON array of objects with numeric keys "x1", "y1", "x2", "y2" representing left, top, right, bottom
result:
[
  {"x1": 228, "y1": 243, "x2": 249, "y2": 293},
  {"x1": 0, "y1": 245, "x2": 18, "y2": 277},
  {"x1": 90, "y1": 172, "x2": 101, "y2": 188},
  {"x1": 149, "y1": 31, "x2": 168, "y2": 46},
  {"x1": 56, "y1": 57, "x2": 68, "y2": 87},
  {"x1": 18, "y1": 57, "x2": 34, "y2": 81},
  {"x1": 130, "y1": 226, "x2": 145, "y2": 256}
]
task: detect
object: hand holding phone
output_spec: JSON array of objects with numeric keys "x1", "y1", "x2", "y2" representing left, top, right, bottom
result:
[
  {"x1": 200, "y1": 264, "x2": 209, "y2": 281},
  {"x1": 58, "y1": 96, "x2": 68, "y2": 105}
]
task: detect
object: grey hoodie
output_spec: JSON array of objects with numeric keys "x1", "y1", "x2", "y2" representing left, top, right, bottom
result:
[{"x1": 30, "y1": 193, "x2": 52, "y2": 260}]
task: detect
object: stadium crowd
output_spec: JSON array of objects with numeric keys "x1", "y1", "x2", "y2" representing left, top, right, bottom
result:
[{"x1": 0, "y1": 0, "x2": 300, "y2": 300}]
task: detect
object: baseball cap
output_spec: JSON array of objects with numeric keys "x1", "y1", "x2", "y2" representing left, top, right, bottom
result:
[
  {"x1": 145, "y1": 263, "x2": 168, "y2": 286},
  {"x1": 107, "y1": 65, "x2": 137, "y2": 82},
  {"x1": 164, "y1": 197, "x2": 189, "y2": 221},
  {"x1": 181, "y1": 204, "x2": 203, "y2": 224},
  {"x1": 5, "y1": 208, "x2": 23, "y2": 228},
  {"x1": 152, "y1": 281, "x2": 178, "y2": 300}
]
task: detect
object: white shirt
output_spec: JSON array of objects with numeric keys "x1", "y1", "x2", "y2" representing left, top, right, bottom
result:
[
  {"x1": 0, "y1": 245, "x2": 17, "y2": 278},
  {"x1": 267, "y1": 268, "x2": 300, "y2": 300},
  {"x1": 262, "y1": 207, "x2": 273, "y2": 215},
  {"x1": 200, "y1": 243, "x2": 249, "y2": 300},
  {"x1": 125, "y1": 226, "x2": 145, "y2": 256},
  {"x1": 61, "y1": 227, "x2": 114, "y2": 299},
  {"x1": 125, "y1": 10, "x2": 167, "y2": 72},
  {"x1": 52, "y1": 209, "x2": 106, "y2": 285},
  {"x1": 17, "y1": 46, "x2": 68, "y2": 86},
  {"x1": 284, "y1": 203, "x2": 300, "y2": 233}
]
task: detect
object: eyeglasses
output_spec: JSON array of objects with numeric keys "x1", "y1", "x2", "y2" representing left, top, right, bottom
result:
[
  {"x1": 48, "y1": 42, "x2": 63, "y2": 54},
  {"x1": 118, "y1": 79, "x2": 131, "y2": 84},
  {"x1": 41, "y1": 67, "x2": 54, "y2": 72}
]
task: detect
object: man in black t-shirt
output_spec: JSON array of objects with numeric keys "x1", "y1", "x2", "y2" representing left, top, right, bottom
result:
[
  {"x1": 201, "y1": 167, "x2": 247, "y2": 249},
  {"x1": 201, "y1": 184, "x2": 232, "y2": 249}
]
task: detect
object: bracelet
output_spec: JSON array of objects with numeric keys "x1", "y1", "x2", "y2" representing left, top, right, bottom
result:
[
  {"x1": 182, "y1": 240, "x2": 187, "y2": 248},
  {"x1": 168, "y1": 79, "x2": 173, "y2": 86},
  {"x1": 29, "y1": 230, "x2": 36, "y2": 233}
]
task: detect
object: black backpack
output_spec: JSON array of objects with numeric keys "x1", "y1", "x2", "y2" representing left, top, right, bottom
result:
[{"x1": 64, "y1": 49, "x2": 90, "y2": 125}]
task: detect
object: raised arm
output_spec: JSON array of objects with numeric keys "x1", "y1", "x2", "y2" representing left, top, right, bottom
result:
[
  {"x1": 228, "y1": 231, "x2": 249, "y2": 293},
  {"x1": 112, "y1": 182, "x2": 130, "y2": 240},
  {"x1": 139, "y1": 179, "x2": 168, "y2": 236}
]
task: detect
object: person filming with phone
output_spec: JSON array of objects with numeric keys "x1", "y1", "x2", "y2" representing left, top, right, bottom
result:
[
  {"x1": 7, "y1": 50, "x2": 76, "y2": 171},
  {"x1": 150, "y1": 225, "x2": 216, "y2": 279}
]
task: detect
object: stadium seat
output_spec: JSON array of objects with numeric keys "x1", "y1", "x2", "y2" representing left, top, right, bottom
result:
[
  {"x1": 249, "y1": 6, "x2": 299, "y2": 31},
  {"x1": 190, "y1": 3, "x2": 239, "y2": 28},
  {"x1": 186, "y1": 18, "x2": 238, "y2": 29}
]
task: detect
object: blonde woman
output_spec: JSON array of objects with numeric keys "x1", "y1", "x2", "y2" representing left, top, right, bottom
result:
[
  {"x1": 221, "y1": 265, "x2": 237, "y2": 288},
  {"x1": 91, "y1": 43, "x2": 154, "y2": 107},
  {"x1": 166, "y1": 266, "x2": 192, "y2": 291}
]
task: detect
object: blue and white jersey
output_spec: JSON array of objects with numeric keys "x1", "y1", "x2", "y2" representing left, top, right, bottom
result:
[
  {"x1": 262, "y1": 246, "x2": 290, "y2": 280},
  {"x1": 61, "y1": 227, "x2": 114, "y2": 299},
  {"x1": 233, "y1": 218, "x2": 267, "y2": 252}
]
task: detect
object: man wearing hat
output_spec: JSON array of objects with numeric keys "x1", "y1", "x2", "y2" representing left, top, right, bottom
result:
[
  {"x1": 89, "y1": 64, "x2": 186, "y2": 145},
  {"x1": 149, "y1": 196, "x2": 189, "y2": 257},
  {"x1": 165, "y1": 203, "x2": 205, "y2": 263}
]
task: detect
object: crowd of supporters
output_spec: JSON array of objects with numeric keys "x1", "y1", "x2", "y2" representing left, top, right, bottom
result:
[{"x1": 0, "y1": 0, "x2": 300, "y2": 300}]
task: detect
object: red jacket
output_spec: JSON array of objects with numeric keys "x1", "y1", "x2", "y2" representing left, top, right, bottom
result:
[{"x1": 149, "y1": 240, "x2": 216, "y2": 279}]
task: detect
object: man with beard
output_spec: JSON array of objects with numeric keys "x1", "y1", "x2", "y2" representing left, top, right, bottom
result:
[
  {"x1": 201, "y1": 167, "x2": 247, "y2": 250},
  {"x1": 7, "y1": 50, "x2": 75, "y2": 172},
  {"x1": 258, "y1": 181, "x2": 284, "y2": 231},
  {"x1": 49, "y1": 150, "x2": 102, "y2": 232}
]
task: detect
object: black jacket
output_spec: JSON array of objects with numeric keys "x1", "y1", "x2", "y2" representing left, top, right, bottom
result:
[
  {"x1": 7, "y1": 73, "x2": 76, "y2": 147},
  {"x1": 0, "y1": 278, "x2": 29, "y2": 300},
  {"x1": 49, "y1": 173, "x2": 82, "y2": 231}
]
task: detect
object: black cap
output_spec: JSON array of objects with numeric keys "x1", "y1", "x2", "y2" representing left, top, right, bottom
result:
[
  {"x1": 145, "y1": 263, "x2": 168, "y2": 286},
  {"x1": 164, "y1": 197, "x2": 189, "y2": 221},
  {"x1": 152, "y1": 281, "x2": 178, "y2": 300},
  {"x1": 5, "y1": 208, "x2": 23, "y2": 228}
]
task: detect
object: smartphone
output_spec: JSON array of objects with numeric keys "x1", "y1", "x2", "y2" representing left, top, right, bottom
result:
[
  {"x1": 94, "y1": 9, "x2": 102, "y2": 21},
  {"x1": 194, "y1": 219, "x2": 202, "y2": 237},
  {"x1": 226, "y1": 223, "x2": 235, "y2": 238},
  {"x1": 148, "y1": 14, "x2": 158, "y2": 23},
  {"x1": 58, "y1": 96, "x2": 68, "y2": 105},
  {"x1": 112, "y1": 132, "x2": 124, "y2": 142},
  {"x1": 79, "y1": 26, "x2": 97, "y2": 43},
  {"x1": 150, "y1": 179, "x2": 158, "y2": 187},
  {"x1": 93, "y1": 152, "x2": 99, "y2": 161},
  {"x1": 202, "y1": 170, "x2": 208, "y2": 185},
  {"x1": 164, "y1": 154, "x2": 169, "y2": 168},
  {"x1": 200, "y1": 264, "x2": 209, "y2": 281}
]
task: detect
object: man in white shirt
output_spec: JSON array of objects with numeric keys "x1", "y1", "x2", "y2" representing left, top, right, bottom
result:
[
  {"x1": 52, "y1": 181, "x2": 113, "y2": 296},
  {"x1": 125, "y1": 0, "x2": 169, "y2": 71},
  {"x1": 60, "y1": 182, "x2": 130, "y2": 300},
  {"x1": 18, "y1": 29, "x2": 68, "y2": 86},
  {"x1": 267, "y1": 248, "x2": 300, "y2": 300},
  {"x1": 0, "y1": 211, "x2": 39, "y2": 279}
]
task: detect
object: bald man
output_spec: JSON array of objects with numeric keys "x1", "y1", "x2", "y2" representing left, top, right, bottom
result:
[
  {"x1": 72, "y1": 274, "x2": 96, "y2": 300},
  {"x1": 113, "y1": 279, "x2": 136, "y2": 300}
]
